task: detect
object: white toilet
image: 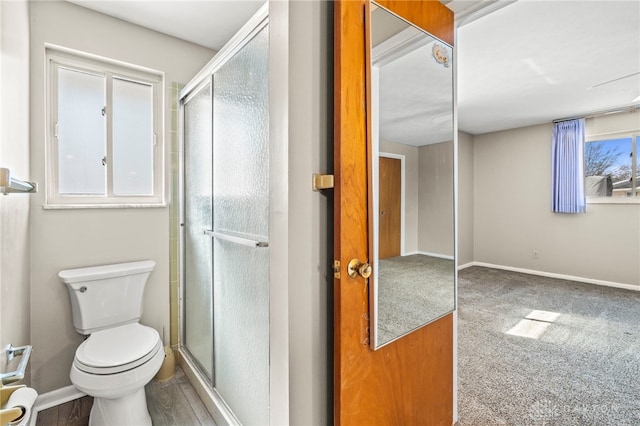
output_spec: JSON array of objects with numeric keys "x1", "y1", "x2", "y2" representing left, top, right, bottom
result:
[{"x1": 59, "y1": 260, "x2": 164, "y2": 426}]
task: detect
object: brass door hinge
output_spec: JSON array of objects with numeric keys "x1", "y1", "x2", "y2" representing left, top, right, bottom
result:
[{"x1": 333, "y1": 260, "x2": 341, "y2": 279}]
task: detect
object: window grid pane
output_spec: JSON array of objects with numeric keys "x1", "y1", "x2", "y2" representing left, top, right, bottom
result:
[
  {"x1": 112, "y1": 77, "x2": 154, "y2": 195},
  {"x1": 57, "y1": 67, "x2": 106, "y2": 195}
]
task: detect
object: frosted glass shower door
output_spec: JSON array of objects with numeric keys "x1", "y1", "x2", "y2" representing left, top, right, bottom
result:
[
  {"x1": 211, "y1": 25, "x2": 269, "y2": 425},
  {"x1": 183, "y1": 84, "x2": 213, "y2": 380}
]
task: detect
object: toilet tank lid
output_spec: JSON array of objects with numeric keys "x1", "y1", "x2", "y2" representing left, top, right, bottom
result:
[{"x1": 58, "y1": 260, "x2": 156, "y2": 284}]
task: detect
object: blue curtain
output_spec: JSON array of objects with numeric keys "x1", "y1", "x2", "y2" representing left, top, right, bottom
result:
[{"x1": 552, "y1": 119, "x2": 586, "y2": 213}]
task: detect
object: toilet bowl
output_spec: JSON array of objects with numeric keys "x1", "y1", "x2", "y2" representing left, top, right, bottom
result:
[
  {"x1": 59, "y1": 260, "x2": 162, "y2": 426},
  {"x1": 70, "y1": 323, "x2": 163, "y2": 425}
]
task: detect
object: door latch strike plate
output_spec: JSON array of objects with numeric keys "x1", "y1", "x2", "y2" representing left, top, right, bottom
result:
[
  {"x1": 333, "y1": 260, "x2": 341, "y2": 279},
  {"x1": 313, "y1": 174, "x2": 334, "y2": 191}
]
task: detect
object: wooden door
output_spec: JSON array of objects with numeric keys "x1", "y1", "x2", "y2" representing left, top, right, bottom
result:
[
  {"x1": 334, "y1": 1, "x2": 454, "y2": 424},
  {"x1": 379, "y1": 157, "x2": 401, "y2": 259}
]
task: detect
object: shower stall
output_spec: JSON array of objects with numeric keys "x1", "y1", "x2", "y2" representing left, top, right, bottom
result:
[{"x1": 179, "y1": 6, "x2": 275, "y2": 424}]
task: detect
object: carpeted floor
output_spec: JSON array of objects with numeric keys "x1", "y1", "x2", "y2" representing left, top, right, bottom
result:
[
  {"x1": 457, "y1": 266, "x2": 640, "y2": 425},
  {"x1": 377, "y1": 254, "x2": 454, "y2": 346}
]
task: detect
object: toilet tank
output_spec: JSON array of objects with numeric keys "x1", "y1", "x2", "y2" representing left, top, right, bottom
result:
[{"x1": 59, "y1": 260, "x2": 156, "y2": 335}]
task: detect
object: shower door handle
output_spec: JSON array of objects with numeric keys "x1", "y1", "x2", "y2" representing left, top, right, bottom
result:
[{"x1": 204, "y1": 230, "x2": 269, "y2": 248}]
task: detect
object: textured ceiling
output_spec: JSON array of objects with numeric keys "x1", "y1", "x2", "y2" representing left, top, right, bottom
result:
[
  {"x1": 457, "y1": 0, "x2": 640, "y2": 134},
  {"x1": 67, "y1": 0, "x2": 640, "y2": 136},
  {"x1": 68, "y1": 0, "x2": 265, "y2": 51}
]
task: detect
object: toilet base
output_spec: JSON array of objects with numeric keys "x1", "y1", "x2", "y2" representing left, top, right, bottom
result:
[{"x1": 89, "y1": 387, "x2": 151, "y2": 426}]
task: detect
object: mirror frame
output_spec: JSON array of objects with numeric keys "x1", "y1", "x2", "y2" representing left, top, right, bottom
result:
[{"x1": 367, "y1": 0, "x2": 458, "y2": 349}]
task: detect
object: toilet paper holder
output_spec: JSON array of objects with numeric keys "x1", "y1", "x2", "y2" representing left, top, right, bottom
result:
[
  {"x1": 0, "y1": 384, "x2": 26, "y2": 425},
  {"x1": 1, "y1": 345, "x2": 32, "y2": 385}
]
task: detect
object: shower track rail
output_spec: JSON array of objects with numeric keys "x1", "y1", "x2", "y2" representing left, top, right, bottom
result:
[{"x1": 204, "y1": 230, "x2": 269, "y2": 248}]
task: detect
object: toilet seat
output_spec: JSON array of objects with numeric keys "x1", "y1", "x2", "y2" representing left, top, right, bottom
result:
[{"x1": 74, "y1": 323, "x2": 161, "y2": 375}]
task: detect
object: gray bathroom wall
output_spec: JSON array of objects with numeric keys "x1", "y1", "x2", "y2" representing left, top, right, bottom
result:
[
  {"x1": 0, "y1": 0, "x2": 31, "y2": 380},
  {"x1": 28, "y1": 1, "x2": 213, "y2": 393},
  {"x1": 286, "y1": 1, "x2": 331, "y2": 423}
]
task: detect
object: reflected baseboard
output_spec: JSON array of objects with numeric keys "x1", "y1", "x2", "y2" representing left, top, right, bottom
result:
[{"x1": 404, "y1": 251, "x2": 454, "y2": 260}]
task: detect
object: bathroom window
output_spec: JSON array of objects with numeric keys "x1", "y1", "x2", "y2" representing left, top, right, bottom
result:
[{"x1": 45, "y1": 47, "x2": 164, "y2": 208}]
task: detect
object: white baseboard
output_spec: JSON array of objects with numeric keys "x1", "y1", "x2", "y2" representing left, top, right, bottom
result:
[
  {"x1": 33, "y1": 385, "x2": 86, "y2": 412},
  {"x1": 404, "y1": 251, "x2": 454, "y2": 260},
  {"x1": 28, "y1": 385, "x2": 86, "y2": 426},
  {"x1": 461, "y1": 261, "x2": 640, "y2": 292}
]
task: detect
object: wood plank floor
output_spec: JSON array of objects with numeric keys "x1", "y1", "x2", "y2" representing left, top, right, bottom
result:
[{"x1": 36, "y1": 366, "x2": 215, "y2": 426}]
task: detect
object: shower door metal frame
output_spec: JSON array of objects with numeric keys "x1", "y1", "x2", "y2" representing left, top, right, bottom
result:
[{"x1": 178, "y1": 3, "x2": 290, "y2": 424}]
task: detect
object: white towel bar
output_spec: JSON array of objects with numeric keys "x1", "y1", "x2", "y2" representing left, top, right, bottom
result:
[{"x1": 204, "y1": 230, "x2": 269, "y2": 248}]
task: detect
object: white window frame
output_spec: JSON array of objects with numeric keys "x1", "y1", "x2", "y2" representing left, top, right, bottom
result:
[
  {"x1": 585, "y1": 130, "x2": 639, "y2": 204},
  {"x1": 45, "y1": 45, "x2": 165, "y2": 208}
]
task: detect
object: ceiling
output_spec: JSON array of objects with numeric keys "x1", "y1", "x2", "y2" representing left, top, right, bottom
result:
[
  {"x1": 67, "y1": 0, "x2": 265, "y2": 52},
  {"x1": 457, "y1": 0, "x2": 640, "y2": 134},
  {"x1": 68, "y1": 0, "x2": 640, "y2": 136},
  {"x1": 372, "y1": 7, "x2": 454, "y2": 146}
]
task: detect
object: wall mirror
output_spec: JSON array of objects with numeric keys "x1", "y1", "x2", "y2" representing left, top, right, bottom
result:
[{"x1": 369, "y1": 2, "x2": 455, "y2": 348}]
